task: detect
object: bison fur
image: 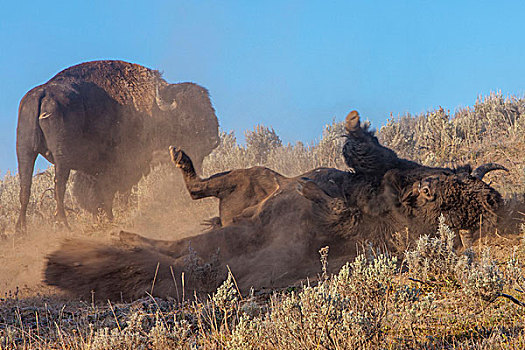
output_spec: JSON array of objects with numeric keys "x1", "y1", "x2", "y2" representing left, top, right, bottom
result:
[
  {"x1": 45, "y1": 111, "x2": 510, "y2": 300},
  {"x1": 16, "y1": 60, "x2": 219, "y2": 231}
]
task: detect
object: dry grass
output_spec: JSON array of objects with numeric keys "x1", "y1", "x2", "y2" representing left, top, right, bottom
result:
[
  {"x1": 1, "y1": 223, "x2": 525, "y2": 349},
  {"x1": 0, "y1": 92, "x2": 524, "y2": 349}
]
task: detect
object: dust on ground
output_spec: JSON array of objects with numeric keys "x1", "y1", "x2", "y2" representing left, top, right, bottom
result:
[{"x1": 0, "y1": 172, "x2": 218, "y2": 298}]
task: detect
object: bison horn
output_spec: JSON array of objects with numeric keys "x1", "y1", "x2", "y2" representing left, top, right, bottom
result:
[
  {"x1": 471, "y1": 163, "x2": 508, "y2": 180},
  {"x1": 155, "y1": 85, "x2": 177, "y2": 111}
]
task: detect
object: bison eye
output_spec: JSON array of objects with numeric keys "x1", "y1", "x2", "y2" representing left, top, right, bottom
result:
[{"x1": 419, "y1": 185, "x2": 433, "y2": 200}]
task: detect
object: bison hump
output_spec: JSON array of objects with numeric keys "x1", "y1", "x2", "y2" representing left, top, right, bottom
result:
[{"x1": 49, "y1": 60, "x2": 163, "y2": 115}]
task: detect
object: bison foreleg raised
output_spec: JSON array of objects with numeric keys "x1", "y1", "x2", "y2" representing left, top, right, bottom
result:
[{"x1": 170, "y1": 145, "x2": 233, "y2": 199}]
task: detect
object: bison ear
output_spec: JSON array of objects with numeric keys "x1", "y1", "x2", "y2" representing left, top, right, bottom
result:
[
  {"x1": 344, "y1": 110, "x2": 360, "y2": 133},
  {"x1": 155, "y1": 85, "x2": 178, "y2": 111}
]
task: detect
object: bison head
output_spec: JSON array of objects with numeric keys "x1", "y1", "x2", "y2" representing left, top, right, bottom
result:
[
  {"x1": 155, "y1": 82, "x2": 219, "y2": 174},
  {"x1": 336, "y1": 109, "x2": 509, "y2": 242},
  {"x1": 299, "y1": 162, "x2": 506, "y2": 248},
  {"x1": 391, "y1": 168, "x2": 505, "y2": 235}
]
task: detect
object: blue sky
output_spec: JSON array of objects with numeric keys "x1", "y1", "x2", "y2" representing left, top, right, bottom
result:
[{"x1": 1, "y1": 0, "x2": 524, "y2": 174}]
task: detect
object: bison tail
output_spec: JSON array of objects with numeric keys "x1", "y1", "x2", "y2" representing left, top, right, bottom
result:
[
  {"x1": 17, "y1": 88, "x2": 46, "y2": 153},
  {"x1": 44, "y1": 238, "x2": 183, "y2": 301}
]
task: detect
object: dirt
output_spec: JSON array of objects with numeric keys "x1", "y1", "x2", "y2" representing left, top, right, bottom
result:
[{"x1": 0, "y1": 174, "x2": 218, "y2": 299}]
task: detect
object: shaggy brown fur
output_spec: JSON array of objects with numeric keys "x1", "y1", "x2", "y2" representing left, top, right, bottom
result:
[
  {"x1": 46, "y1": 178, "x2": 342, "y2": 299},
  {"x1": 170, "y1": 145, "x2": 289, "y2": 226},
  {"x1": 170, "y1": 146, "x2": 358, "y2": 227},
  {"x1": 16, "y1": 60, "x2": 219, "y2": 230},
  {"x1": 343, "y1": 110, "x2": 420, "y2": 176},
  {"x1": 45, "y1": 111, "x2": 509, "y2": 300},
  {"x1": 50, "y1": 60, "x2": 163, "y2": 115}
]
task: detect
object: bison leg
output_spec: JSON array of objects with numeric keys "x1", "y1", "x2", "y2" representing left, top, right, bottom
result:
[
  {"x1": 102, "y1": 203, "x2": 114, "y2": 220},
  {"x1": 117, "y1": 224, "x2": 264, "y2": 262},
  {"x1": 15, "y1": 150, "x2": 38, "y2": 233},
  {"x1": 94, "y1": 197, "x2": 114, "y2": 221},
  {"x1": 170, "y1": 146, "x2": 233, "y2": 200},
  {"x1": 170, "y1": 145, "x2": 198, "y2": 179},
  {"x1": 53, "y1": 164, "x2": 71, "y2": 229},
  {"x1": 116, "y1": 229, "x2": 200, "y2": 259}
]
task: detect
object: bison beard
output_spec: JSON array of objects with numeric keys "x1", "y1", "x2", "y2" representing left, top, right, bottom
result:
[{"x1": 45, "y1": 111, "x2": 507, "y2": 301}]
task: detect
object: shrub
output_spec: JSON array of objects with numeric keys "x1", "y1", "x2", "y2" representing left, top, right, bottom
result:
[{"x1": 405, "y1": 215, "x2": 459, "y2": 284}]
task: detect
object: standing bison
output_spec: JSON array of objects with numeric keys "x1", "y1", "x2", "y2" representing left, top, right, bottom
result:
[
  {"x1": 16, "y1": 60, "x2": 219, "y2": 231},
  {"x1": 45, "y1": 111, "x2": 511, "y2": 300}
]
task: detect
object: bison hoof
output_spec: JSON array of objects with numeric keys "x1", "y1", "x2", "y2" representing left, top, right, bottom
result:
[
  {"x1": 344, "y1": 110, "x2": 360, "y2": 132},
  {"x1": 169, "y1": 145, "x2": 184, "y2": 166}
]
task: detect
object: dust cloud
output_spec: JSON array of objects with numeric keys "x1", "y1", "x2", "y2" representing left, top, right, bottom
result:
[{"x1": 0, "y1": 171, "x2": 220, "y2": 298}]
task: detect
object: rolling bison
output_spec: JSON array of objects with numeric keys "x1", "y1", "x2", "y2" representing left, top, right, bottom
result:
[
  {"x1": 16, "y1": 60, "x2": 219, "y2": 231},
  {"x1": 169, "y1": 111, "x2": 506, "y2": 241},
  {"x1": 45, "y1": 111, "x2": 509, "y2": 300}
]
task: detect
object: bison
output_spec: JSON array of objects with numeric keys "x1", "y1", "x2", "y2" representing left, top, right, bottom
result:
[
  {"x1": 45, "y1": 111, "x2": 509, "y2": 300},
  {"x1": 16, "y1": 60, "x2": 219, "y2": 232},
  {"x1": 168, "y1": 110, "x2": 506, "y2": 241}
]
